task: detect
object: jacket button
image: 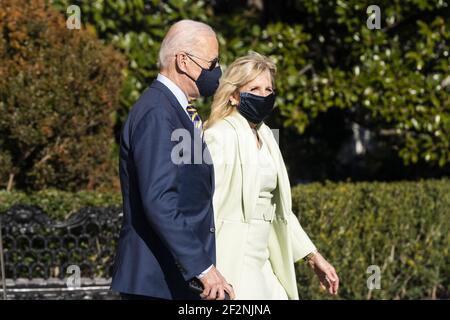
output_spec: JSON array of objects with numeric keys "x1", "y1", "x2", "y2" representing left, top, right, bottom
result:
[{"x1": 209, "y1": 227, "x2": 215, "y2": 233}]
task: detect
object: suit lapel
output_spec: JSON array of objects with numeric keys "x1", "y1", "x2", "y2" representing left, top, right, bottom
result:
[
  {"x1": 258, "y1": 124, "x2": 290, "y2": 221},
  {"x1": 225, "y1": 112, "x2": 261, "y2": 222}
]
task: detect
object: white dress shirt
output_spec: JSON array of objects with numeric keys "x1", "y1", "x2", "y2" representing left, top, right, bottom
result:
[{"x1": 156, "y1": 73, "x2": 213, "y2": 279}]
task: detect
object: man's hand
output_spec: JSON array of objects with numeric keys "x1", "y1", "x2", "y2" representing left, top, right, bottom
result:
[
  {"x1": 199, "y1": 266, "x2": 235, "y2": 300},
  {"x1": 307, "y1": 251, "x2": 339, "y2": 295}
]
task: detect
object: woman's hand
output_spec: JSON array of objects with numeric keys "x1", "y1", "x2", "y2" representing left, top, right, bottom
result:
[{"x1": 307, "y1": 251, "x2": 339, "y2": 295}]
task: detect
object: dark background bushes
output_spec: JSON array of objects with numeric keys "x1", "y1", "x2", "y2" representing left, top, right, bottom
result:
[
  {"x1": 50, "y1": 0, "x2": 450, "y2": 185},
  {"x1": 0, "y1": 0, "x2": 126, "y2": 192},
  {"x1": 1, "y1": 179, "x2": 448, "y2": 299}
]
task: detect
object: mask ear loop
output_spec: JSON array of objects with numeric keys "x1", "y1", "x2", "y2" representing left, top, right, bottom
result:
[{"x1": 174, "y1": 53, "x2": 197, "y2": 83}]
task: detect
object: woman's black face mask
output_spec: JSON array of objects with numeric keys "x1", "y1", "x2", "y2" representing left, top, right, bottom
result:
[{"x1": 237, "y1": 92, "x2": 276, "y2": 124}]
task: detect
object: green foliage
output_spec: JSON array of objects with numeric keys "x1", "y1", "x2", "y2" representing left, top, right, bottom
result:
[
  {"x1": 1, "y1": 179, "x2": 448, "y2": 299},
  {"x1": 3, "y1": 1, "x2": 447, "y2": 189},
  {"x1": 253, "y1": 1, "x2": 450, "y2": 168},
  {"x1": 292, "y1": 179, "x2": 450, "y2": 299},
  {"x1": 0, "y1": 189, "x2": 121, "y2": 220},
  {"x1": 51, "y1": 0, "x2": 212, "y2": 115},
  {"x1": 0, "y1": 0, "x2": 126, "y2": 191},
  {"x1": 49, "y1": 0, "x2": 450, "y2": 174}
]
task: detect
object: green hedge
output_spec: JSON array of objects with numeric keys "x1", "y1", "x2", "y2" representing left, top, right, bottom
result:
[
  {"x1": 293, "y1": 179, "x2": 450, "y2": 300},
  {"x1": 0, "y1": 189, "x2": 121, "y2": 220},
  {"x1": 1, "y1": 179, "x2": 449, "y2": 299}
]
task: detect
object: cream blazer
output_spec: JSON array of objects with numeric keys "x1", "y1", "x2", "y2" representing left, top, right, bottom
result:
[{"x1": 204, "y1": 111, "x2": 316, "y2": 300}]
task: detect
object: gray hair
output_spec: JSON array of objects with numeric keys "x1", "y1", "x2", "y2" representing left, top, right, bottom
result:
[{"x1": 158, "y1": 20, "x2": 216, "y2": 69}]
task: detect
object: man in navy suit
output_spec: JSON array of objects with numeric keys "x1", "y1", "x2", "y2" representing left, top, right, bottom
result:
[{"x1": 111, "y1": 20, "x2": 235, "y2": 300}]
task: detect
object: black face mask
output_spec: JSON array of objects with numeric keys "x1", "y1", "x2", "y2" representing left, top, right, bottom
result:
[
  {"x1": 237, "y1": 92, "x2": 276, "y2": 124},
  {"x1": 195, "y1": 66, "x2": 222, "y2": 97}
]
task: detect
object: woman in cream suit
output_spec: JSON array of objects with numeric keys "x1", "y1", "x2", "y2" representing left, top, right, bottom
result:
[{"x1": 204, "y1": 52, "x2": 339, "y2": 300}]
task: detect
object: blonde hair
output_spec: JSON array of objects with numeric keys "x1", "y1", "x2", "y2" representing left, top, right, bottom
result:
[{"x1": 204, "y1": 52, "x2": 276, "y2": 129}]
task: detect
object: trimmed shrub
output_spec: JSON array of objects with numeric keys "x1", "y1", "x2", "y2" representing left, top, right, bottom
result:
[
  {"x1": 293, "y1": 179, "x2": 450, "y2": 299},
  {"x1": 0, "y1": 0, "x2": 126, "y2": 191},
  {"x1": 0, "y1": 189, "x2": 121, "y2": 220}
]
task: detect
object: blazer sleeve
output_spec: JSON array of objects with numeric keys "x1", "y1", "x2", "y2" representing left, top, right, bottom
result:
[
  {"x1": 288, "y1": 211, "x2": 317, "y2": 263},
  {"x1": 131, "y1": 110, "x2": 213, "y2": 280}
]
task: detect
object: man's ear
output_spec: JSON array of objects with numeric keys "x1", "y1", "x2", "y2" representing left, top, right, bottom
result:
[{"x1": 175, "y1": 52, "x2": 188, "y2": 74}]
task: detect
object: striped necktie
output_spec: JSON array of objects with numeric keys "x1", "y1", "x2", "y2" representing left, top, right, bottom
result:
[{"x1": 186, "y1": 103, "x2": 203, "y2": 137}]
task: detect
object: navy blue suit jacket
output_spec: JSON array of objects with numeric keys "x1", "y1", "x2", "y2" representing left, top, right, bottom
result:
[{"x1": 111, "y1": 80, "x2": 216, "y2": 299}]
